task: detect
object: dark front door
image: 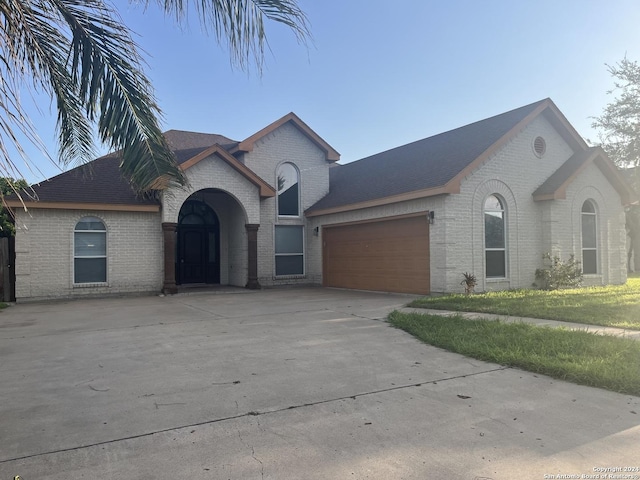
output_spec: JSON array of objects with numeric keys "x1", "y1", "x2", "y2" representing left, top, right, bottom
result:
[
  {"x1": 179, "y1": 228, "x2": 206, "y2": 284},
  {"x1": 176, "y1": 200, "x2": 220, "y2": 285}
]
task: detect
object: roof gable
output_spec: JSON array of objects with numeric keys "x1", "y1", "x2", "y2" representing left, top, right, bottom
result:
[
  {"x1": 306, "y1": 98, "x2": 589, "y2": 216},
  {"x1": 180, "y1": 144, "x2": 275, "y2": 198},
  {"x1": 232, "y1": 112, "x2": 340, "y2": 162},
  {"x1": 533, "y1": 147, "x2": 637, "y2": 205}
]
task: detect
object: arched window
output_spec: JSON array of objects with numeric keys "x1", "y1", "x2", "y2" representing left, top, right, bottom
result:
[
  {"x1": 178, "y1": 200, "x2": 218, "y2": 226},
  {"x1": 74, "y1": 217, "x2": 107, "y2": 284},
  {"x1": 277, "y1": 163, "x2": 300, "y2": 216},
  {"x1": 581, "y1": 200, "x2": 597, "y2": 274},
  {"x1": 484, "y1": 194, "x2": 506, "y2": 278}
]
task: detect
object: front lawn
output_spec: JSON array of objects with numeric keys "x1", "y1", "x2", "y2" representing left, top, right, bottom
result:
[
  {"x1": 409, "y1": 275, "x2": 640, "y2": 330},
  {"x1": 388, "y1": 311, "x2": 640, "y2": 396}
]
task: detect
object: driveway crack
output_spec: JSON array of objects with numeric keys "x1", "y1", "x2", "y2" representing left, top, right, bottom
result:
[
  {"x1": 0, "y1": 366, "x2": 509, "y2": 464},
  {"x1": 237, "y1": 423, "x2": 264, "y2": 479}
]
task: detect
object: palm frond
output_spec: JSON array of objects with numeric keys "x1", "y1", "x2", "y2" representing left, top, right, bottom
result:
[
  {"x1": 151, "y1": 0, "x2": 310, "y2": 71},
  {"x1": 0, "y1": 0, "x2": 309, "y2": 193},
  {"x1": 0, "y1": 0, "x2": 185, "y2": 192},
  {"x1": 51, "y1": 0, "x2": 186, "y2": 191}
]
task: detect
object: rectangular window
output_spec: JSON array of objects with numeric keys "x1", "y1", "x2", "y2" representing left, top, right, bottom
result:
[
  {"x1": 582, "y1": 250, "x2": 597, "y2": 275},
  {"x1": 74, "y1": 257, "x2": 107, "y2": 284},
  {"x1": 275, "y1": 225, "x2": 304, "y2": 276},
  {"x1": 485, "y1": 250, "x2": 506, "y2": 278}
]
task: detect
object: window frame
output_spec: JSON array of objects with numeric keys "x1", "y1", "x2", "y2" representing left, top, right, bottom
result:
[
  {"x1": 73, "y1": 216, "x2": 107, "y2": 285},
  {"x1": 274, "y1": 224, "x2": 305, "y2": 277},
  {"x1": 276, "y1": 162, "x2": 301, "y2": 218},
  {"x1": 484, "y1": 194, "x2": 507, "y2": 279},
  {"x1": 581, "y1": 200, "x2": 598, "y2": 275}
]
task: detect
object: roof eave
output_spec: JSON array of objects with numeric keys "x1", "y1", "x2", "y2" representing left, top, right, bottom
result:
[
  {"x1": 305, "y1": 183, "x2": 458, "y2": 217},
  {"x1": 5, "y1": 201, "x2": 160, "y2": 212}
]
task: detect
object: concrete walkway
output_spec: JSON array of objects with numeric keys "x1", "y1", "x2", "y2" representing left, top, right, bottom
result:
[{"x1": 399, "y1": 307, "x2": 640, "y2": 341}]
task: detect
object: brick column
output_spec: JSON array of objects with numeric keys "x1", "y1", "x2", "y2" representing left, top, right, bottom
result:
[
  {"x1": 245, "y1": 223, "x2": 261, "y2": 289},
  {"x1": 162, "y1": 222, "x2": 178, "y2": 294}
]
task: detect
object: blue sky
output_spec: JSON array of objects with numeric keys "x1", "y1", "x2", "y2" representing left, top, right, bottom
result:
[{"x1": 17, "y1": 0, "x2": 640, "y2": 183}]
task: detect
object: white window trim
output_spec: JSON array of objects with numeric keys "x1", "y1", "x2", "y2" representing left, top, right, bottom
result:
[
  {"x1": 72, "y1": 217, "x2": 108, "y2": 287},
  {"x1": 274, "y1": 224, "x2": 305, "y2": 278}
]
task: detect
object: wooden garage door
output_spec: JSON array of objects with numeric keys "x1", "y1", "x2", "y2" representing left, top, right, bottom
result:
[{"x1": 322, "y1": 215, "x2": 430, "y2": 295}]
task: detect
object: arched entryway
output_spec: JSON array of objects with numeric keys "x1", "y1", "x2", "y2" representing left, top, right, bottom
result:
[
  {"x1": 162, "y1": 188, "x2": 259, "y2": 294},
  {"x1": 176, "y1": 199, "x2": 220, "y2": 285}
]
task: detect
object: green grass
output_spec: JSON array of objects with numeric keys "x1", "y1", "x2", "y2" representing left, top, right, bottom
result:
[
  {"x1": 409, "y1": 275, "x2": 640, "y2": 330},
  {"x1": 388, "y1": 311, "x2": 640, "y2": 396}
]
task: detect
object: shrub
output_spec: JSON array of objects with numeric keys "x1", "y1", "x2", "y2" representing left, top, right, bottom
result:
[
  {"x1": 460, "y1": 272, "x2": 477, "y2": 294},
  {"x1": 534, "y1": 253, "x2": 583, "y2": 290}
]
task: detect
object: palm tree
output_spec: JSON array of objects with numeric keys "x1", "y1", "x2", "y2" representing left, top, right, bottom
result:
[{"x1": 0, "y1": 0, "x2": 309, "y2": 192}]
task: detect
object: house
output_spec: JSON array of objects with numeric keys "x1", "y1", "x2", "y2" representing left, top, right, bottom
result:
[{"x1": 6, "y1": 98, "x2": 635, "y2": 301}]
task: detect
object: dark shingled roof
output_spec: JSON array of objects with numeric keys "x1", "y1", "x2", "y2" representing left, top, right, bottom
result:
[
  {"x1": 22, "y1": 154, "x2": 160, "y2": 205},
  {"x1": 307, "y1": 99, "x2": 548, "y2": 213},
  {"x1": 13, "y1": 130, "x2": 239, "y2": 206},
  {"x1": 164, "y1": 130, "x2": 238, "y2": 164},
  {"x1": 533, "y1": 148, "x2": 596, "y2": 198}
]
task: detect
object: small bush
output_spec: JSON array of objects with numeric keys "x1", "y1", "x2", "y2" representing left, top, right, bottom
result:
[
  {"x1": 535, "y1": 253, "x2": 583, "y2": 290},
  {"x1": 460, "y1": 272, "x2": 477, "y2": 294}
]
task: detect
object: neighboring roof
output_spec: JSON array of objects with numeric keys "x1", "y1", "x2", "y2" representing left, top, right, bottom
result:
[
  {"x1": 533, "y1": 147, "x2": 637, "y2": 204},
  {"x1": 232, "y1": 112, "x2": 341, "y2": 162},
  {"x1": 306, "y1": 98, "x2": 590, "y2": 216}
]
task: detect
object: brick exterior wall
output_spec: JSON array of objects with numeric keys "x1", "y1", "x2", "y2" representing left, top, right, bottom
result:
[
  {"x1": 162, "y1": 155, "x2": 259, "y2": 224},
  {"x1": 13, "y1": 114, "x2": 627, "y2": 299},
  {"x1": 14, "y1": 208, "x2": 163, "y2": 301},
  {"x1": 560, "y1": 163, "x2": 627, "y2": 286},
  {"x1": 240, "y1": 121, "x2": 331, "y2": 287},
  {"x1": 459, "y1": 115, "x2": 626, "y2": 292},
  {"x1": 311, "y1": 115, "x2": 627, "y2": 293}
]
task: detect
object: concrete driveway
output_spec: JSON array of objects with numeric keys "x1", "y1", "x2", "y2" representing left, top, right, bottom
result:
[{"x1": 0, "y1": 287, "x2": 638, "y2": 479}]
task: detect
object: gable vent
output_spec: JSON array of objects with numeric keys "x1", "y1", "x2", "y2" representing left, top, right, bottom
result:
[{"x1": 533, "y1": 136, "x2": 546, "y2": 157}]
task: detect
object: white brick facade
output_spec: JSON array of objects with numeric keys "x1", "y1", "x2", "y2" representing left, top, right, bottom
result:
[
  {"x1": 458, "y1": 115, "x2": 626, "y2": 292},
  {"x1": 239, "y1": 121, "x2": 331, "y2": 287},
  {"x1": 12, "y1": 107, "x2": 629, "y2": 300},
  {"x1": 14, "y1": 209, "x2": 162, "y2": 301},
  {"x1": 311, "y1": 115, "x2": 627, "y2": 293}
]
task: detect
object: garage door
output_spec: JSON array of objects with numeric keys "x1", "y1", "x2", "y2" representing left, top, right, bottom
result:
[{"x1": 322, "y1": 215, "x2": 430, "y2": 295}]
